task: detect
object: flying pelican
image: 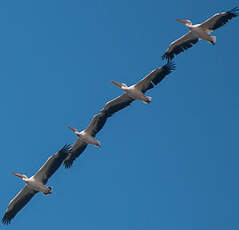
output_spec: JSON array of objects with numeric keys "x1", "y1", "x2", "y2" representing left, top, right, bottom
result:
[
  {"x1": 107, "y1": 61, "x2": 175, "y2": 109},
  {"x1": 2, "y1": 145, "x2": 70, "y2": 224},
  {"x1": 162, "y1": 7, "x2": 238, "y2": 60},
  {"x1": 64, "y1": 112, "x2": 107, "y2": 168},
  {"x1": 64, "y1": 62, "x2": 175, "y2": 168}
]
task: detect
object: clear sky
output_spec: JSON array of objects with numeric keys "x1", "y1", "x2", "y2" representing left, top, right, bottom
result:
[{"x1": 0, "y1": 1, "x2": 239, "y2": 229}]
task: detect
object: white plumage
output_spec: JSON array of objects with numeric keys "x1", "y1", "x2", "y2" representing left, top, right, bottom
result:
[{"x1": 163, "y1": 7, "x2": 238, "y2": 60}]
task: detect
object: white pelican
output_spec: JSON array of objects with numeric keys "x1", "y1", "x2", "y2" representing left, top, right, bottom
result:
[
  {"x1": 162, "y1": 7, "x2": 238, "y2": 60},
  {"x1": 64, "y1": 62, "x2": 175, "y2": 168},
  {"x1": 105, "y1": 61, "x2": 175, "y2": 110},
  {"x1": 64, "y1": 112, "x2": 107, "y2": 168},
  {"x1": 2, "y1": 145, "x2": 70, "y2": 224}
]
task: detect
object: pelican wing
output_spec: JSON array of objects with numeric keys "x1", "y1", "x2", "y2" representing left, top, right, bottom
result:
[
  {"x1": 101, "y1": 93, "x2": 134, "y2": 117},
  {"x1": 2, "y1": 186, "x2": 37, "y2": 225},
  {"x1": 85, "y1": 112, "x2": 108, "y2": 137},
  {"x1": 135, "y1": 62, "x2": 176, "y2": 93},
  {"x1": 64, "y1": 140, "x2": 87, "y2": 168},
  {"x1": 162, "y1": 31, "x2": 199, "y2": 60},
  {"x1": 33, "y1": 145, "x2": 70, "y2": 184},
  {"x1": 200, "y1": 7, "x2": 238, "y2": 31}
]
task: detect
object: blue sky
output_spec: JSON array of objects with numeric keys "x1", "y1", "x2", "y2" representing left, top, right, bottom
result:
[{"x1": 1, "y1": 1, "x2": 239, "y2": 229}]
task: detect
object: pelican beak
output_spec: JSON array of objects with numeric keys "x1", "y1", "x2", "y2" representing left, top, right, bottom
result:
[
  {"x1": 176, "y1": 18, "x2": 188, "y2": 24},
  {"x1": 111, "y1": 80, "x2": 124, "y2": 88},
  {"x1": 67, "y1": 126, "x2": 77, "y2": 132},
  {"x1": 11, "y1": 172, "x2": 25, "y2": 179}
]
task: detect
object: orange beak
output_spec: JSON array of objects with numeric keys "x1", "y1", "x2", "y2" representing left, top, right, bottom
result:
[
  {"x1": 176, "y1": 18, "x2": 188, "y2": 24},
  {"x1": 11, "y1": 172, "x2": 25, "y2": 179},
  {"x1": 67, "y1": 126, "x2": 77, "y2": 132},
  {"x1": 111, "y1": 80, "x2": 124, "y2": 88}
]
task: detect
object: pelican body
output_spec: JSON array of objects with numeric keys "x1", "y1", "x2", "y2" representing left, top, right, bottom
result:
[
  {"x1": 67, "y1": 126, "x2": 100, "y2": 147},
  {"x1": 162, "y1": 7, "x2": 238, "y2": 60},
  {"x1": 13, "y1": 172, "x2": 52, "y2": 195},
  {"x1": 109, "y1": 62, "x2": 175, "y2": 106},
  {"x1": 77, "y1": 131, "x2": 100, "y2": 146},
  {"x1": 111, "y1": 81, "x2": 152, "y2": 104},
  {"x1": 177, "y1": 19, "x2": 216, "y2": 44}
]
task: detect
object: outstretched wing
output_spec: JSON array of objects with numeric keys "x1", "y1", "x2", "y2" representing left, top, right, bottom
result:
[
  {"x1": 85, "y1": 112, "x2": 108, "y2": 137},
  {"x1": 162, "y1": 32, "x2": 199, "y2": 60},
  {"x1": 200, "y1": 7, "x2": 238, "y2": 31},
  {"x1": 101, "y1": 94, "x2": 134, "y2": 118},
  {"x1": 135, "y1": 62, "x2": 176, "y2": 93},
  {"x1": 2, "y1": 186, "x2": 37, "y2": 225},
  {"x1": 33, "y1": 145, "x2": 71, "y2": 184}
]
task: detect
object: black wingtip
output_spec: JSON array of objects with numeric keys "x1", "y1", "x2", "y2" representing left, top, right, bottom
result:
[
  {"x1": 228, "y1": 7, "x2": 239, "y2": 16},
  {"x1": 63, "y1": 161, "x2": 73, "y2": 169},
  {"x1": 63, "y1": 156, "x2": 74, "y2": 168},
  {"x1": 2, "y1": 215, "x2": 11, "y2": 225},
  {"x1": 229, "y1": 7, "x2": 239, "y2": 12},
  {"x1": 61, "y1": 144, "x2": 71, "y2": 153},
  {"x1": 57, "y1": 144, "x2": 71, "y2": 161},
  {"x1": 164, "y1": 61, "x2": 176, "y2": 73},
  {"x1": 162, "y1": 52, "x2": 173, "y2": 61}
]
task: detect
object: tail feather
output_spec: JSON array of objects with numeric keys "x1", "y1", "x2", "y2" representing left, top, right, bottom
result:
[
  {"x1": 211, "y1": 36, "x2": 216, "y2": 45},
  {"x1": 43, "y1": 186, "x2": 52, "y2": 195},
  {"x1": 143, "y1": 96, "x2": 152, "y2": 104},
  {"x1": 95, "y1": 141, "x2": 101, "y2": 147}
]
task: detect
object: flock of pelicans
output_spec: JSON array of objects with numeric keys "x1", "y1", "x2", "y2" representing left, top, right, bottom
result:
[{"x1": 2, "y1": 7, "x2": 238, "y2": 225}]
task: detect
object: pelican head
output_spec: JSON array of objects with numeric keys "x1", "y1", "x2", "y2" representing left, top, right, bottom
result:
[
  {"x1": 111, "y1": 80, "x2": 127, "y2": 88},
  {"x1": 176, "y1": 18, "x2": 192, "y2": 26},
  {"x1": 12, "y1": 172, "x2": 28, "y2": 180}
]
